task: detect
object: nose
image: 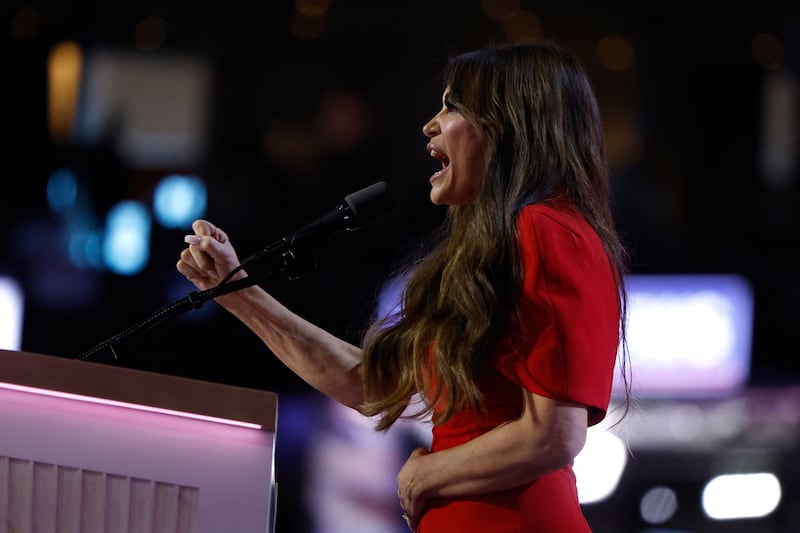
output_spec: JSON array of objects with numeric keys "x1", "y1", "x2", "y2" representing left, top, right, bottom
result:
[{"x1": 422, "y1": 112, "x2": 440, "y2": 138}]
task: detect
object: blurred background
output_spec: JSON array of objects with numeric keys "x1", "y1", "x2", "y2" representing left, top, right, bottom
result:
[{"x1": 2, "y1": 0, "x2": 799, "y2": 531}]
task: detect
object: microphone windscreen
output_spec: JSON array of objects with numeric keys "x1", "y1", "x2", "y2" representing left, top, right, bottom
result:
[{"x1": 344, "y1": 181, "x2": 397, "y2": 228}]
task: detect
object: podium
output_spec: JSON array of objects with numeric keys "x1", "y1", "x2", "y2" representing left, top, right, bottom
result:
[{"x1": 0, "y1": 349, "x2": 278, "y2": 533}]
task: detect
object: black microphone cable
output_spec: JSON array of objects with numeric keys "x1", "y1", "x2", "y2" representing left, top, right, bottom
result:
[{"x1": 75, "y1": 181, "x2": 396, "y2": 363}]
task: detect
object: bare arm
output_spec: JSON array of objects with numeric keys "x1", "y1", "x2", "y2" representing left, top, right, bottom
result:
[
  {"x1": 176, "y1": 219, "x2": 365, "y2": 408},
  {"x1": 397, "y1": 389, "x2": 588, "y2": 528}
]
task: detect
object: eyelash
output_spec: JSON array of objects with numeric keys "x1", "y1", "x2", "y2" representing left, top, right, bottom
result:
[{"x1": 444, "y1": 100, "x2": 458, "y2": 112}]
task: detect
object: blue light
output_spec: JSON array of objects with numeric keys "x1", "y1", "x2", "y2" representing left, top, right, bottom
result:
[
  {"x1": 153, "y1": 174, "x2": 206, "y2": 229},
  {"x1": 102, "y1": 201, "x2": 151, "y2": 275},
  {"x1": 46, "y1": 167, "x2": 79, "y2": 214},
  {"x1": 68, "y1": 226, "x2": 104, "y2": 270}
]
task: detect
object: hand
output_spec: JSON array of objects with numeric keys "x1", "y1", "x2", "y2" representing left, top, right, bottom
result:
[
  {"x1": 176, "y1": 219, "x2": 244, "y2": 291},
  {"x1": 397, "y1": 446, "x2": 431, "y2": 531}
]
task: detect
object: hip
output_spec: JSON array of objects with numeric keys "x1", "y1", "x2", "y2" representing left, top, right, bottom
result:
[{"x1": 416, "y1": 466, "x2": 590, "y2": 533}]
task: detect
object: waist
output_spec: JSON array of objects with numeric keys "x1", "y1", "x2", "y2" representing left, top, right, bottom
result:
[{"x1": 417, "y1": 466, "x2": 588, "y2": 533}]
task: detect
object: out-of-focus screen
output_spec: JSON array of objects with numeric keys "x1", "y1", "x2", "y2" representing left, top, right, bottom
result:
[
  {"x1": 0, "y1": 276, "x2": 24, "y2": 350},
  {"x1": 613, "y1": 273, "x2": 754, "y2": 398},
  {"x1": 379, "y1": 272, "x2": 755, "y2": 399}
]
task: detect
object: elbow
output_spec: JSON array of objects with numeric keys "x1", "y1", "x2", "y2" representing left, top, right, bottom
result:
[
  {"x1": 518, "y1": 394, "x2": 590, "y2": 476},
  {"x1": 316, "y1": 362, "x2": 365, "y2": 411},
  {"x1": 534, "y1": 423, "x2": 587, "y2": 473},
  {"x1": 340, "y1": 363, "x2": 366, "y2": 409},
  {"x1": 341, "y1": 391, "x2": 366, "y2": 411},
  {"x1": 560, "y1": 427, "x2": 587, "y2": 464}
]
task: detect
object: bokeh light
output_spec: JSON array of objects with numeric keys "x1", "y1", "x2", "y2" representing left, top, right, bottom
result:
[
  {"x1": 102, "y1": 201, "x2": 152, "y2": 275},
  {"x1": 153, "y1": 174, "x2": 207, "y2": 229}
]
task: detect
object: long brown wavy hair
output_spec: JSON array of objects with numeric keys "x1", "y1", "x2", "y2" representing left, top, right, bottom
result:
[{"x1": 360, "y1": 41, "x2": 629, "y2": 431}]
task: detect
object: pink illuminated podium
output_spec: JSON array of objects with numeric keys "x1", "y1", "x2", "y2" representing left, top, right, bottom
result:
[{"x1": 0, "y1": 349, "x2": 278, "y2": 533}]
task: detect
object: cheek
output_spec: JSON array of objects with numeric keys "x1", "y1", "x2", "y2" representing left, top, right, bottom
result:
[
  {"x1": 445, "y1": 119, "x2": 488, "y2": 187},
  {"x1": 461, "y1": 138, "x2": 487, "y2": 183},
  {"x1": 467, "y1": 138, "x2": 487, "y2": 167}
]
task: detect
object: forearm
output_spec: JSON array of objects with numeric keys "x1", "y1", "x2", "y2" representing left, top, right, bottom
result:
[
  {"x1": 420, "y1": 419, "x2": 571, "y2": 498},
  {"x1": 399, "y1": 394, "x2": 588, "y2": 519},
  {"x1": 218, "y1": 285, "x2": 365, "y2": 408}
]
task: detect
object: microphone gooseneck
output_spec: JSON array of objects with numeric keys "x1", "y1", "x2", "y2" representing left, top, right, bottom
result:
[
  {"x1": 241, "y1": 180, "x2": 397, "y2": 269},
  {"x1": 76, "y1": 181, "x2": 397, "y2": 363}
]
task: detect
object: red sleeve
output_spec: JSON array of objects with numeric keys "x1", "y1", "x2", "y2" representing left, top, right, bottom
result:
[{"x1": 492, "y1": 204, "x2": 620, "y2": 426}]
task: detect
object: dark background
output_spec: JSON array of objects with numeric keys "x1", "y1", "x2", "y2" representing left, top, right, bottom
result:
[
  {"x1": 5, "y1": 0, "x2": 799, "y2": 388},
  {"x1": 3, "y1": 1, "x2": 799, "y2": 531}
]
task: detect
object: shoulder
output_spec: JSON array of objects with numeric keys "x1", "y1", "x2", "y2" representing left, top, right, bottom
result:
[
  {"x1": 517, "y1": 200, "x2": 589, "y2": 235},
  {"x1": 516, "y1": 200, "x2": 600, "y2": 253}
]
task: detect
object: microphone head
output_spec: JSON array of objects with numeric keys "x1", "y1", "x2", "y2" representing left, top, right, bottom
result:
[{"x1": 343, "y1": 181, "x2": 397, "y2": 229}]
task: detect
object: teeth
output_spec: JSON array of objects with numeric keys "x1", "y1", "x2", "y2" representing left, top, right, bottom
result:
[{"x1": 429, "y1": 146, "x2": 448, "y2": 163}]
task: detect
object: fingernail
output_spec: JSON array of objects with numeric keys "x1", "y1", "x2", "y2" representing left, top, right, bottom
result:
[{"x1": 184, "y1": 235, "x2": 201, "y2": 245}]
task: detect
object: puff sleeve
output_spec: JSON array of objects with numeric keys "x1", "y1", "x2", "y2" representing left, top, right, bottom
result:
[{"x1": 492, "y1": 203, "x2": 621, "y2": 425}]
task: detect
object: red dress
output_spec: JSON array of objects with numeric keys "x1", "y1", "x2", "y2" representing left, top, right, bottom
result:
[{"x1": 416, "y1": 201, "x2": 620, "y2": 533}]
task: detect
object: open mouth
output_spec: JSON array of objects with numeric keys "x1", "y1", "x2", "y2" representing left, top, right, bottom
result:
[{"x1": 428, "y1": 145, "x2": 450, "y2": 177}]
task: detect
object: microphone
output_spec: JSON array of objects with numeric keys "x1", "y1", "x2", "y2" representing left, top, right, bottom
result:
[
  {"x1": 240, "y1": 181, "x2": 397, "y2": 270},
  {"x1": 76, "y1": 181, "x2": 396, "y2": 363}
]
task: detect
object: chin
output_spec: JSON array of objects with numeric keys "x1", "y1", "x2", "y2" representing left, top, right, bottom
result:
[
  {"x1": 430, "y1": 189, "x2": 473, "y2": 206},
  {"x1": 428, "y1": 185, "x2": 446, "y2": 205},
  {"x1": 429, "y1": 192, "x2": 446, "y2": 205}
]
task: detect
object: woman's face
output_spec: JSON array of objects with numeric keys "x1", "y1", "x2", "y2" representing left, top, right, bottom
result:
[{"x1": 422, "y1": 88, "x2": 487, "y2": 205}]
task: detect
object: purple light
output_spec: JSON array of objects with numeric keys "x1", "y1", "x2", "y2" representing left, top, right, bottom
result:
[{"x1": 0, "y1": 381, "x2": 262, "y2": 429}]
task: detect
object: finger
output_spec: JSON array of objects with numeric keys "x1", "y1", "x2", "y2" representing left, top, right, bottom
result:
[
  {"x1": 192, "y1": 219, "x2": 229, "y2": 245},
  {"x1": 192, "y1": 219, "x2": 214, "y2": 237},
  {"x1": 409, "y1": 446, "x2": 430, "y2": 459},
  {"x1": 213, "y1": 226, "x2": 230, "y2": 244},
  {"x1": 179, "y1": 247, "x2": 199, "y2": 270},
  {"x1": 176, "y1": 260, "x2": 200, "y2": 282},
  {"x1": 186, "y1": 239, "x2": 217, "y2": 275},
  {"x1": 178, "y1": 249, "x2": 220, "y2": 289},
  {"x1": 188, "y1": 245, "x2": 211, "y2": 273},
  {"x1": 177, "y1": 252, "x2": 208, "y2": 282},
  {"x1": 405, "y1": 513, "x2": 419, "y2": 532}
]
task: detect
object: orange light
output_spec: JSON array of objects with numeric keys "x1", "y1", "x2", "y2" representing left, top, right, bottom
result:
[{"x1": 47, "y1": 40, "x2": 83, "y2": 144}]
